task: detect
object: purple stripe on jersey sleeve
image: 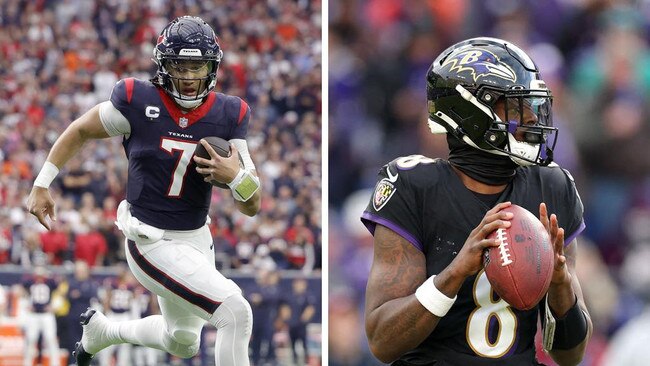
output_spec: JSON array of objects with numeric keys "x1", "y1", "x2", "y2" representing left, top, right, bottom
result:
[
  {"x1": 564, "y1": 220, "x2": 586, "y2": 247},
  {"x1": 361, "y1": 211, "x2": 423, "y2": 252}
]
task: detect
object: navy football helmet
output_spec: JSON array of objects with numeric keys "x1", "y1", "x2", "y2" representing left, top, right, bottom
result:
[
  {"x1": 152, "y1": 16, "x2": 223, "y2": 109},
  {"x1": 426, "y1": 37, "x2": 557, "y2": 166}
]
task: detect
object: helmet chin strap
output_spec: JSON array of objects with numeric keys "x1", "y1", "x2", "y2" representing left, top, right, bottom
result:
[
  {"x1": 170, "y1": 82, "x2": 204, "y2": 109},
  {"x1": 428, "y1": 114, "x2": 508, "y2": 158},
  {"x1": 506, "y1": 134, "x2": 540, "y2": 167},
  {"x1": 174, "y1": 97, "x2": 203, "y2": 109}
]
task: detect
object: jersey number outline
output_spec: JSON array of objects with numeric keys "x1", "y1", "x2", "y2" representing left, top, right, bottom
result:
[
  {"x1": 110, "y1": 289, "x2": 133, "y2": 311},
  {"x1": 30, "y1": 283, "x2": 51, "y2": 305},
  {"x1": 395, "y1": 155, "x2": 436, "y2": 169},
  {"x1": 466, "y1": 271, "x2": 517, "y2": 357},
  {"x1": 160, "y1": 138, "x2": 198, "y2": 197}
]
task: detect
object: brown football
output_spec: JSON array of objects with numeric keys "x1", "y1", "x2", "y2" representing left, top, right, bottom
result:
[
  {"x1": 194, "y1": 136, "x2": 242, "y2": 189},
  {"x1": 483, "y1": 204, "x2": 554, "y2": 310}
]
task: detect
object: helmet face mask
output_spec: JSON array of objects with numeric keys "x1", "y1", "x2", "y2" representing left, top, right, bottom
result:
[
  {"x1": 426, "y1": 37, "x2": 557, "y2": 166},
  {"x1": 163, "y1": 59, "x2": 214, "y2": 102},
  {"x1": 152, "y1": 16, "x2": 223, "y2": 109}
]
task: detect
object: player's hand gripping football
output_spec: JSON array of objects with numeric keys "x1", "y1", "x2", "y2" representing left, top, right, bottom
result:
[
  {"x1": 539, "y1": 203, "x2": 571, "y2": 286},
  {"x1": 450, "y1": 202, "x2": 514, "y2": 278},
  {"x1": 193, "y1": 139, "x2": 242, "y2": 185},
  {"x1": 27, "y1": 187, "x2": 57, "y2": 230}
]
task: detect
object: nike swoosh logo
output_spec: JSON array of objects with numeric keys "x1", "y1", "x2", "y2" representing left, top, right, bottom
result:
[{"x1": 386, "y1": 166, "x2": 399, "y2": 183}]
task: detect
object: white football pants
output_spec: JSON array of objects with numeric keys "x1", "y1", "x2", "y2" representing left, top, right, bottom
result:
[
  {"x1": 119, "y1": 201, "x2": 252, "y2": 365},
  {"x1": 24, "y1": 312, "x2": 60, "y2": 366}
]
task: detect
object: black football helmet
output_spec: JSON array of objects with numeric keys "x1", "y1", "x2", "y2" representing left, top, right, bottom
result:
[
  {"x1": 426, "y1": 37, "x2": 557, "y2": 166},
  {"x1": 152, "y1": 16, "x2": 223, "y2": 109}
]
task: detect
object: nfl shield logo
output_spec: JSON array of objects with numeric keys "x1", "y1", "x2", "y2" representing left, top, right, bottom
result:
[{"x1": 179, "y1": 117, "x2": 188, "y2": 128}]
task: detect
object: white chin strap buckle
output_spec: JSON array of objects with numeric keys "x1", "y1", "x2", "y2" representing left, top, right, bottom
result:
[
  {"x1": 506, "y1": 134, "x2": 540, "y2": 166},
  {"x1": 174, "y1": 97, "x2": 203, "y2": 109}
]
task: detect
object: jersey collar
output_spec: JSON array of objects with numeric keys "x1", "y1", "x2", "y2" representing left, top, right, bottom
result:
[{"x1": 157, "y1": 88, "x2": 217, "y2": 128}]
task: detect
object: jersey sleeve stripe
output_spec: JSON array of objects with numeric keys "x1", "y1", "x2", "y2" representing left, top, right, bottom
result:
[
  {"x1": 564, "y1": 220, "x2": 585, "y2": 247},
  {"x1": 361, "y1": 212, "x2": 424, "y2": 252},
  {"x1": 125, "y1": 78, "x2": 135, "y2": 104},
  {"x1": 237, "y1": 99, "x2": 248, "y2": 125}
]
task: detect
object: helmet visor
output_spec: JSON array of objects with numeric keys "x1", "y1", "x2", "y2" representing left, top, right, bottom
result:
[
  {"x1": 500, "y1": 93, "x2": 553, "y2": 144},
  {"x1": 163, "y1": 60, "x2": 214, "y2": 100}
]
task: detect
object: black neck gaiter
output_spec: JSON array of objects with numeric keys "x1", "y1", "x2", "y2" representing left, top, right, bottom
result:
[{"x1": 447, "y1": 135, "x2": 518, "y2": 186}]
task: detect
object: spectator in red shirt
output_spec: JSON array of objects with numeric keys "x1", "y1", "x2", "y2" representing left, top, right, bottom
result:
[
  {"x1": 73, "y1": 222, "x2": 107, "y2": 267},
  {"x1": 39, "y1": 221, "x2": 70, "y2": 265},
  {"x1": 284, "y1": 214, "x2": 314, "y2": 244}
]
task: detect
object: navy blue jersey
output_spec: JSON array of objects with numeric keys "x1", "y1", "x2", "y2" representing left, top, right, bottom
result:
[
  {"x1": 105, "y1": 279, "x2": 135, "y2": 314},
  {"x1": 251, "y1": 284, "x2": 282, "y2": 324},
  {"x1": 110, "y1": 78, "x2": 251, "y2": 230},
  {"x1": 285, "y1": 292, "x2": 316, "y2": 328},
  {"x1": 361, "y1": 156, "x2": 585, "y2": 366},
  {"x1": 25, "y1": 278, "x2": 58, "y2": 313},
  {"x1": 68, "y1": 277, "x2": 97, "y2": 314}
]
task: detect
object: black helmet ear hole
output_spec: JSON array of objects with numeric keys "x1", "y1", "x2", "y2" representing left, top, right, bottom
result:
[{"x1": 484, "y1": 131, "x2": 507, "y2": 147}]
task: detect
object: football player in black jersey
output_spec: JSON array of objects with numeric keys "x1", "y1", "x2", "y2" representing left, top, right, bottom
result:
[
  {"x1": 362, "y1": 37, "x2": 592, "y2": 366},
  {"x1": 27, "y1": 16, "x2": 260, "y2": 366}
]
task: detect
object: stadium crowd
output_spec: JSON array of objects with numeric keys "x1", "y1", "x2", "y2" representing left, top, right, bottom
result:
[
  {"x1": 0, "y1": 0, "x2": 322, "y2": 365},
  {"x1": 329, "y1": 0, "x2": 650, "y2": 365}
]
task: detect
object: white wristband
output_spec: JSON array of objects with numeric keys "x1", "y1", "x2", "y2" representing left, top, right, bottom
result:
[
  {"x1": 415, "y1": 275, "x2": 457, "y2": 317},
  {"x1": 227, "y1": 169, "x2": 260, "y2": 202},
  {"x1": 33, "y1": 161, "x2": 59, "y2": 188}
]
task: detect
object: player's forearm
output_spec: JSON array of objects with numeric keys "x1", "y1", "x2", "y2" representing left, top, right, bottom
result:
[
  {"x1": 547, "y1": 301, "x2": 592, "y2": 366},
  {"x1": 366, "y1": 295, "x2": 439, "y2": 363},
  {"x1": 433, "y1": 263, "x2": 468, "y2": 298},
  {"x1": 366, "y1": 260, "x2": 467, "y2": 362},
  {"x1": 46, "y1": 105, "x2": 109, "y2": 169},
  {"x1": 546, "y1": 276, "x2": 575, "y2": 317},
  {"x1": 366, "y1": 261, "x2": 466, "y2": 362},
  {"x1": 547, "y1": 274, "x2": 592, "y2": 365},
  {"x1": 235, "y1": 189, "x2": 260, "y2": 216}
]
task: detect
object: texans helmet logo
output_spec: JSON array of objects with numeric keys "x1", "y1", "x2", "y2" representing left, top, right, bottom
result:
[{"x1": 442, "y1": 49, "x2": 517, "y2": 83}]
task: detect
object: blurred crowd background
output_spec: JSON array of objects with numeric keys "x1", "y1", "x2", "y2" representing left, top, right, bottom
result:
[
  {"x1": 0, "y1": 0, "x2": 322, "y2": 365},
  {"x1": 329, "y1": 0, "x2": 650, "y2": 365}
]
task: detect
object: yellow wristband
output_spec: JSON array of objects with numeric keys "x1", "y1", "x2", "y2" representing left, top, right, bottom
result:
[{"x1": 227, "y1": 169, "x2": 260, "y2": 202}]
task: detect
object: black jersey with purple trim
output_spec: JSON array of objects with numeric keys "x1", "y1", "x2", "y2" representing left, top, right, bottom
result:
[
  {"x1": 24, "y1": 278, "x2": 58, "y2": 313},
  {"x1": 361, "y1": 155, "x2": 585, "y2": 366},
  {"x1": 110, "y1": 78, "x2": 251, "y2": 230}
]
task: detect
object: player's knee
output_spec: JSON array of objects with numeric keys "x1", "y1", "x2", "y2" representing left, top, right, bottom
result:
[
  {"x1": 164, "y1": 335, "x2": 200, "y2": 359},
  {"x1": 163, "y1": 325, "x2": 201, "y2": 358},
  {"x1": 171, "y1": 329, "x2": 199, "y2": 346},
  {"x1": 211, "y1": 293, "x2": 252, "y2": 332},
  {"x1": 170, "y1": 343, "x2": 200, "y2": 359}
]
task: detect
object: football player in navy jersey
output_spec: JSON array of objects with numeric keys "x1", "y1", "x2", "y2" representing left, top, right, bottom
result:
[
  {"x1": 21, "y1": 267, "x2": 61, "y2": 366},
  {"x1": 27, "y1": 16, "x2": 260, "y2": 366},
  {"x1": 98, "y1": 267, "x2": 137, "y2": 366},
  {"x1": 361, "y1": 38, "x2": 592, "y2": 366}
]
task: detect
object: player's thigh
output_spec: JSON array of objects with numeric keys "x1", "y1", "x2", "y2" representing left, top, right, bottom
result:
[
  {"x1": 24, "y1": 315, "x2": 39, "y2": 341},
  {"x1": 125, "y1": 235, "x2": 241, "y2": 320},
  {"x1": 42, "y1": 314, "x2": 58, "y2": 341}
]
